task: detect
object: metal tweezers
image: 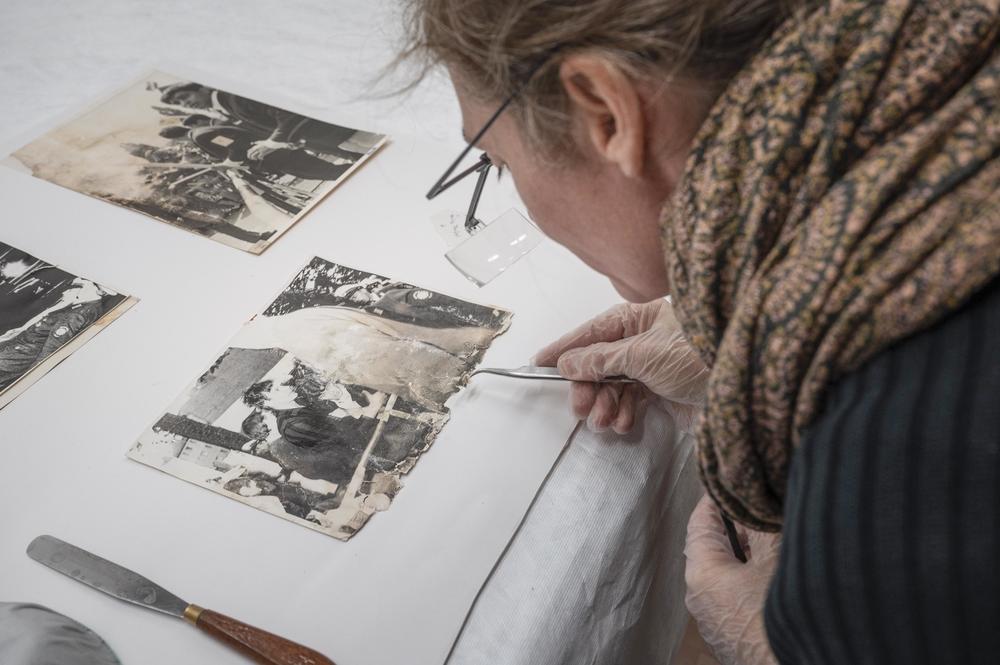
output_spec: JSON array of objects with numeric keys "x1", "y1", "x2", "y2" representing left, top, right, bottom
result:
[{"x1": 470, "y1": 365, "x2": 636, "y2": 383}]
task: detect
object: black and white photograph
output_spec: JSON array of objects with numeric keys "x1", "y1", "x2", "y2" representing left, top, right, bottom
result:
[
  {"x1": 6, "y1": 71, "x2": 386, "y2": 254},
  {"x1": 0, "y1": 241, "x2": 135, "y2": 410},
  {"x1": 128, "y1": 257, "x2": 511, "y2": 539}
]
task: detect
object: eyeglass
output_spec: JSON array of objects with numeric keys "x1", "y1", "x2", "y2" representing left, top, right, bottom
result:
[{"x1": 425, "y1": 55, "x2": 553, "y2": 233}]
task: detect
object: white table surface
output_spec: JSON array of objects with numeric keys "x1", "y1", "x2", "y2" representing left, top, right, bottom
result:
[{"x1": 0, "y1": 2, "x2": 703, "y2": 664}]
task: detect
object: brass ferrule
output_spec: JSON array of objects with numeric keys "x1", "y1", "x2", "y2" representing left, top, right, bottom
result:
[{"x1": 183, "y1": 603, "x2": 204, "y2": 625}]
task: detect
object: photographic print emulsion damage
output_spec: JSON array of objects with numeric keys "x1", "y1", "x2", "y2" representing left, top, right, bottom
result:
[
  {"x1": 0, "y1": 241, "x2": 135, "y2": 410},
  {"x1": 128, "y1": 258, "x2": 512, "y2": 540},
  {"x1": 6, "y1": 71, "x2": 386, "y2": 254}
]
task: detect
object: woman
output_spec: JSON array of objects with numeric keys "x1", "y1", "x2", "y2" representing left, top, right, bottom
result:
[{"x1": 400, "y1": 1, "x2": 1000, "y2": 663}]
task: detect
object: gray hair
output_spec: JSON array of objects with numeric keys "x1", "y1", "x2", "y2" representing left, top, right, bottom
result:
[{"x1": 398, "y1": 0, "x2": 809, "y2": 158}]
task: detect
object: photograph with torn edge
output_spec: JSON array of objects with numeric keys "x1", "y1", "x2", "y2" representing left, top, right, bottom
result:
[
  {"x1": 128, "y1": 257, "x2": 512, "y2": 540},
  {"x1": 6, "y1": 71, "x2": 386, "y2": 254},
  {"x1": 0, "y1": 241, "x2": 136, "y2": 410}
]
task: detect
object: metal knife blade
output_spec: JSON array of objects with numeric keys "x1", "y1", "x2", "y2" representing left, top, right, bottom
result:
[
  {"x1": 471, "y1": 365, "x2": 636, "y2": 383},
  {"x1": 27, "y1": 535, "x2": 188, "y2": 619}
]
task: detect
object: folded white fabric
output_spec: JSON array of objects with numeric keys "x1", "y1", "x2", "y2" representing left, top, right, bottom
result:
[
  {"x1": 451, "y1": 405, "x2": 703, "y2": 665},
  {"x1": 0, "y1": 603, "x2": 120, "y2": 665}
]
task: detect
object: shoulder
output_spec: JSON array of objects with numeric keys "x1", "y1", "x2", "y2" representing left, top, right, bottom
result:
[
  {"x1": 769, "y1": 276, "x2": 1000, "y2": 662},
  {"x1": 794, "y1": 274, "x2": 1000, "y2": 482},
  {"x1": 823, "y1": 276, "x2": 1000, "y2": 421}
]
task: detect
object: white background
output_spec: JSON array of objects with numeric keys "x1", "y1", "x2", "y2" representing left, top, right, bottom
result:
[{"x1": 0, "y1": 3, "x2": 704, "y2": 664}]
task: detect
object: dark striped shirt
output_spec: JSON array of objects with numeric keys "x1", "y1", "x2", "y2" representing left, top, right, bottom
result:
[{"x1": 764, "y1": 276, "x2": 1000, "y2": 664}]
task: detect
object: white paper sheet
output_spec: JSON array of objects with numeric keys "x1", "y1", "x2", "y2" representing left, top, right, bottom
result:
[{"x1": 0, "y1": 129, "x2": 618, "y2": 664}]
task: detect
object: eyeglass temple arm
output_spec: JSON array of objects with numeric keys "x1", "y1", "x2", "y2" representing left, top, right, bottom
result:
[
  {"x1": 428, "y1": 153, "x2": 489, "y2": 199},
  {"x1": 425, "y1": 95, "x2": 516, "y2": 200}
]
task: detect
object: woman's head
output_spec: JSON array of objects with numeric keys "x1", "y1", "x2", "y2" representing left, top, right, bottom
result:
[
  {"x1": 401, "y1": 0, "x2": 801, "y2": 300},
  {"x1": 160, "y1": 83, "x2": 213, "y2": 109},
  {"x1": 243, "y1": 378, "x2": 298, "y2": 410}
]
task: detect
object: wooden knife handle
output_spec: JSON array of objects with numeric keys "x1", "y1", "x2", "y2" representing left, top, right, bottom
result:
[{"x1": 185, "y1": 604, "x2": 336, "y2": 665}]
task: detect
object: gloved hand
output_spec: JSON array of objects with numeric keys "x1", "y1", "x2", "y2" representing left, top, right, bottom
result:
[
  {"x1": 534, "y1": 300, "x2": 709, "y2": 434},
  {"x1": 684, "y1": 495, "x2": 781, "y2": 665}
]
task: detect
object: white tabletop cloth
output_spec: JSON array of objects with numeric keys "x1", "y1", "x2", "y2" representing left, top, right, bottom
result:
[
  {"x1": 452, "y1": 414, "x2": 702, "y2": 665},
  {"x1": 0, "y1": 2, "x2": 703, "y2": 663}
]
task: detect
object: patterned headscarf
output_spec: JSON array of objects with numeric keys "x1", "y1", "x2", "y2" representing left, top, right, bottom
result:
[{"x1": 663, "y1": 0, "x2": 1000, "y2": 531}]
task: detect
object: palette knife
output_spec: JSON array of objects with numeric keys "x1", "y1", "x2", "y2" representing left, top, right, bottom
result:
[
  {"x1": 470, "y1": 364, "x2": 636, "y2": 383},
  {"x1": 27, "y1": 535, "x2": 335, "y2": 665}
]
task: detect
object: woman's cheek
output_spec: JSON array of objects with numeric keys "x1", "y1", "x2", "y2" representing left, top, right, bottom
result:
[
  {"x1": 509, "y1": 174, "x2": 546, "y2": 229},
  {"x1": 509, "y1": 162, "x2": 594, "y2": 250}
]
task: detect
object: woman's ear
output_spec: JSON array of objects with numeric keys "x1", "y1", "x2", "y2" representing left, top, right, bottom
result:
[{"x1": 559, "y1": 54, "x2": 645, "y2": 178}]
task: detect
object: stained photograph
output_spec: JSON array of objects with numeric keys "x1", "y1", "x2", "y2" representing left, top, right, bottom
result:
[
  {"x1": 7, "y1": 71, "x2": 386, "y2": 254},
  {"x1": 0, "y1": 241, "x2": 135, "y2": 409},
  {"x1": 128, "y1": 258, "x2": 512, "y2": 539}
]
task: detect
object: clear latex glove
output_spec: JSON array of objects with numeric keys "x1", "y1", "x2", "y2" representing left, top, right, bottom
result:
[
  {"x1": 684, "y1": 495, "x2": 781, "y2": 665},
  {"x1": 534, "y1": 300, "x2": 709, "y2": 434}
]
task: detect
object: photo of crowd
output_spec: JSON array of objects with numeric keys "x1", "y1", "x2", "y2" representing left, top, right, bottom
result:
[
  {"x1": 8, "y1": 71, "x2": 385, "y2": 253},
  {"x1": 128, "y1": 258, "x2": 511, "y2": 539}
]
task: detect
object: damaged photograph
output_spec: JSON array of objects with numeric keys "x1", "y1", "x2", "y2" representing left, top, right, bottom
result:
[
  {"x1": 128, "y1": 257, "x2": 512, "y2": 539},
  {"x1": 0, "y1": 241, "x2": 135, "y2": 409},
  {"x1": 6, "y1": 71, "x2": 386, "y2": 254}
]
